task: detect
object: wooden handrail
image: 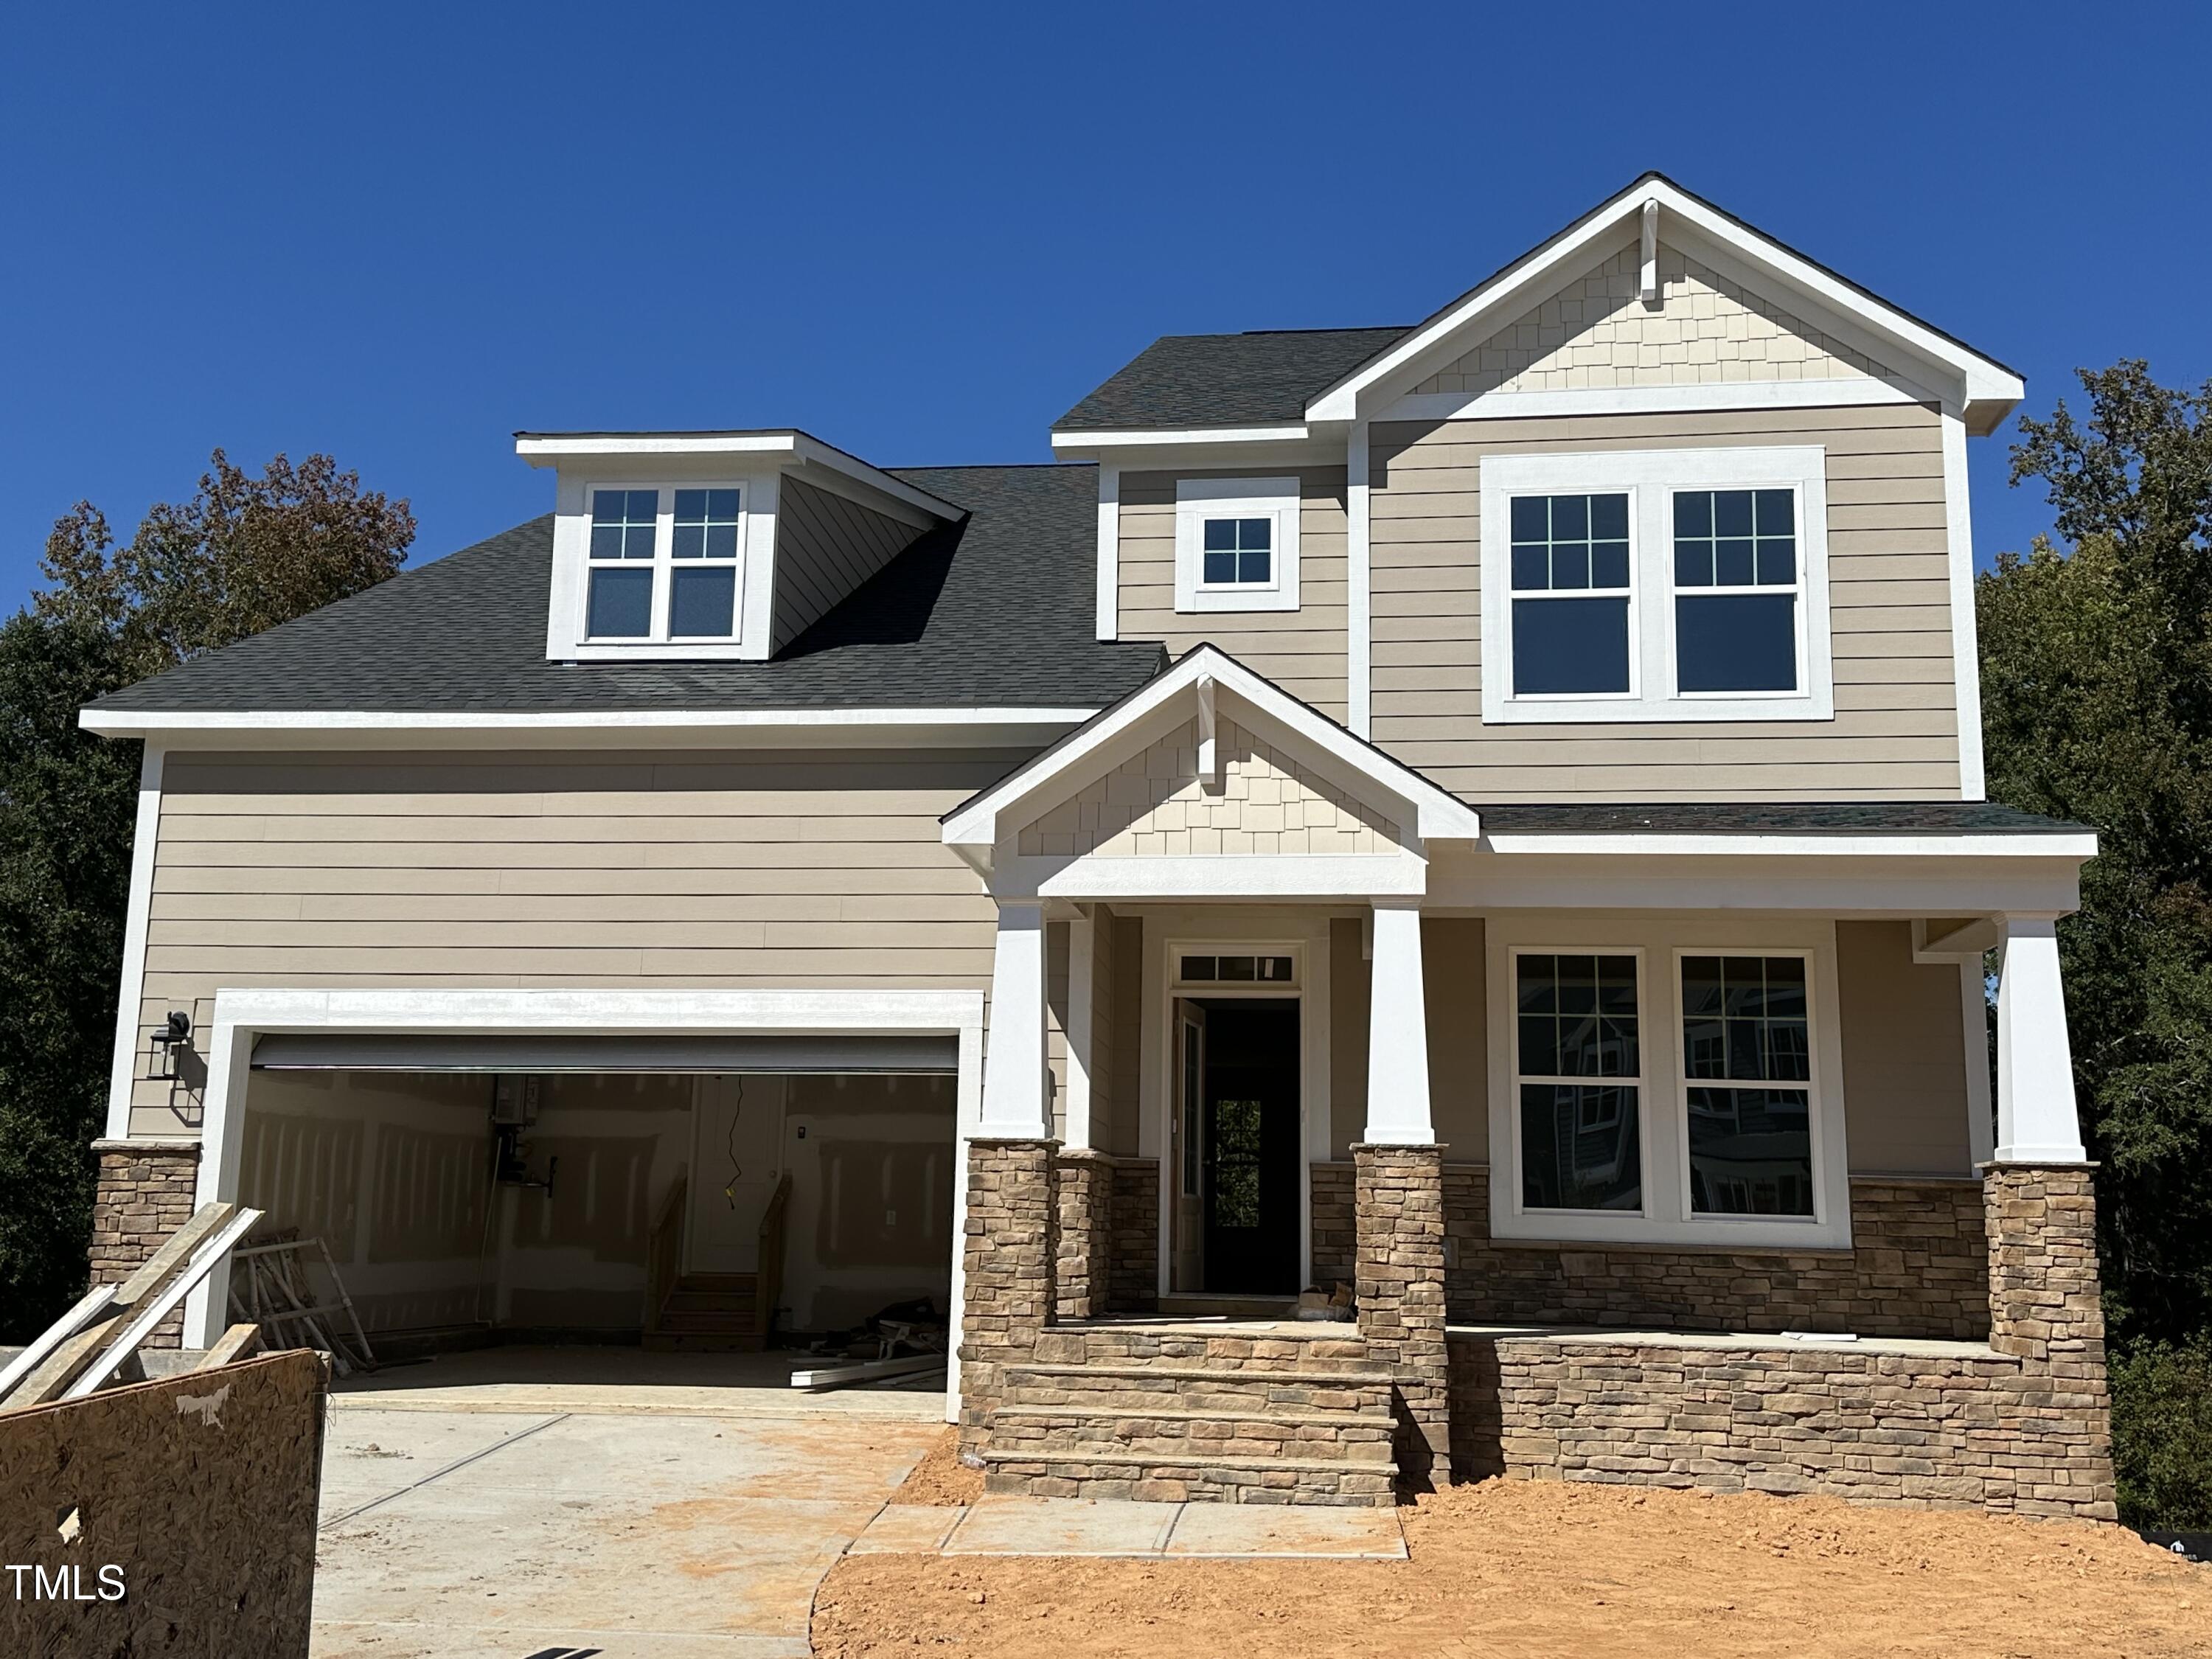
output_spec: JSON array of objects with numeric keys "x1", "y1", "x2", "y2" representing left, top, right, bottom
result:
[
  {"x1": 754, "y1": 1172, "x2": 793, "y2": 1340},
  {"x1": 645, "y1": 1167, "x2": 687, "y2": 1335}
]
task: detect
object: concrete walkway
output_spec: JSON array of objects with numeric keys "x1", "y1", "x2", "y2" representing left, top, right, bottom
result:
[
  {"x1": 311, "y1": 1348, "x2": 945, "y2": 1659},
  {"x1": 849, "y1": 1495, "x2": 1408, "y2": 1559}
]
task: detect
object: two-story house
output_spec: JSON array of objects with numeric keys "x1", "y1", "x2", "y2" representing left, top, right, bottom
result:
[{"x1": 79, "y1": 175, "x2": 2113, "y2": 1517}]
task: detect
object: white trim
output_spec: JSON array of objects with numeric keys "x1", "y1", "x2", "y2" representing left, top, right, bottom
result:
[
  {"x1": 1638, "y1": 198, "x2": 1660, "y2": 302},
  {"x1": 1993, "y1": 917, "x2": 2087, "y2": 1162},
  {"x1": 1173, "y1": 477, "x2": 1302, "y2": 614},
  {"x1": 1477, "y1": 830, "x2": 2098, "y2": 860},
  {"x1": 1094, "y1": 462, "x2": 1120, "y2": 641},
  {"x1": 980, "y1": 905, "x2": 1051, "y2": 1138},
  {"x1": 1941, "y1": 409, "x2": 1987, "y2": 798},
  {"x1": 1363, "y1": 901, "x2": 1433, "y2": 1143},
  {"x1": 1065, "y1": 910, "x2": 1096, "y2": 1149},
  {"x1": 1478, "y1": 446, "x2": 1834, "y2": 726},
  {"x1": 104, "y1": 745, "x2": 164, "y2": 1140},
  {"x1": 80, "y1": 705, "x2": 1100, "y2": 740},
  {"x1": 181, "y1": 984, "x2": 986, "y2": 1419},
  {"x1": 1051, "y1": 424, "x2": 1310, "y2": 450},
  {"x1": 1486, "y1": 915, "x2": 1851, "y2": 1250},
  {"x1": 1029, "y1": 852, "x2": 1427, "y2": 901},
  {"x1": 1961, "y1": 956, "x2": 1995, "y2": 1166},
  {"x1": 1307, "y1": 176, "x2": 2023, "y2": 426},
  {"x1": 1380, "y1": 377, "x2": 1922, "y2": 425},
  {"x1": 940, "y1": 644, "x2": 1482, "y2": 852},
  {"x1": 515, "y1": 430, "x2": 963, "y2": 524},
  {"x1": 1347, "y1": 421, "x2": 1372, "y2": 737},
  {"x1": 549, "y1": 475, "x2": 762, "y2": 661}
]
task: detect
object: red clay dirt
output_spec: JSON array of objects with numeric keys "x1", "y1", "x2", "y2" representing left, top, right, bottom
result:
[{"x1": 814, "y1": 1469, "x2": 2212, "y2": 1658}]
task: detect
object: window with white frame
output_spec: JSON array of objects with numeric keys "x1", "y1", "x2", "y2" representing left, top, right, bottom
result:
[
  {"x1": 1174, "y1": 477, "x2": 1301, "y2": 613},
  {"x1": 1487, "y1": 919, "x2": 1849, "y2": 1249},
  {"x1": 1478, "y1": 447, "x2": 1832, "y2": 723},
  {"x1": 582, "y1": 484, "x2": 746, "y2": 644}
]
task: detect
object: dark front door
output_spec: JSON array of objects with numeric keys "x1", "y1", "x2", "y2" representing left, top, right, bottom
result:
[{"x1": 1200, "y1": 999, "x2": 1300, "y2": 1295}]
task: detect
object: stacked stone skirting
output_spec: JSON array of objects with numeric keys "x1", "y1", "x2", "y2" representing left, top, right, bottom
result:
[
  {"x1": 88, "y1": 1139, "x2": 201, "y2": 1349},
  {"x1": 1051, "y1": 1150, "x2": 1114, "y2": 1322},
  {"x1": 1442, "y1": 1163, "x2": 2115, "y2": 1520},
  {"x1": 1353, "y1": 1144, "x2": 1451, "y2": 1489},
  {"x1": 1107, "y1": 1155, "x2": 1160, "y2": 1313},
  {"x1": 957, "y1": 1139, "x2": 1054, "y2": 1447},
  {"x1": 1309, "y1": 1161, "x2": 1356, "y2": 1291},
  {"x1": 1427, "y1": 1163, "x2": 1989, "y2": 1339}
]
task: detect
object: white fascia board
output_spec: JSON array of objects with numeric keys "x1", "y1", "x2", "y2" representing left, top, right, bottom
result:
[
  {"x1": 1478, "y1": 831, "x2": 2097, "y2": 860},
  {"x1": 939, "y1": 645, "x2": 1481, "y2": 849},
  {"x1": 1050, "y1": 424, "x2": 1310, "y2": 451},
  {"x1": 1941, "y1": 409, "x2": 1988, "y2": 799},
  {"x1": 1019, "y1": 852, "x2": 1428, "y2": 902},
  {"x1": 209, "y1": 985, "x2": 984, "y2": 1035},
  {"x1": 516, "y1": 430, "x2": 961, "y2": 524},
  {"x1": 103, "y1": 745, "x2": 164, "y2": 1140},
  {"x1": 1310, "y1": 178, "x2": 2023, "y2": 424},
  {"x1": 1430, "y1": 851, "x2": 2087, "y2": 917}
]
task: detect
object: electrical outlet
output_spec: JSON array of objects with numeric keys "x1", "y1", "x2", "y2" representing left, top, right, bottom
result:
[{"x1": 885, "y1": 1208, "x2": 897, "y2": 1228}]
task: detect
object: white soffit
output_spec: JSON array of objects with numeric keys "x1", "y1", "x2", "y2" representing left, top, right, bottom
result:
[
  {"x1": 939, "y1": 645, "x2": 1483, "y2": 849},
  {"x1": 513, "y1": 428, "x2": 964, "y2": 524},
  {"x1": 1304, "y1": 175, "x2": 2025, "y2": 434}
]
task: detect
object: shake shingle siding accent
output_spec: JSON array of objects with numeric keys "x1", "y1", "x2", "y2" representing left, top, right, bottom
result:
[
  {"x1": 88, "y1": 465, "x2": 1164, "y2": 715},
  {"x1": 1056, "y1": 328, "x2": 1409, "y2": 431}
]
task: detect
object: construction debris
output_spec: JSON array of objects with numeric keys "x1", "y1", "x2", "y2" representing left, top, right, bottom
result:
[
  {"x1": 0, "y1": 1201, "x2": 266, "y2": 1412},
  {"x1": 229, "y1": 1232, "x2": 377, "y2": 1377},
  {"x1": 790, "y1": 1298, "x2": 947, "y2": 1391}
]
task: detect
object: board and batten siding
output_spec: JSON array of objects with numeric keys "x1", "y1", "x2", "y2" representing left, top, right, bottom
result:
[
  {"x1": 123, "y1": 748, "x2": 1016, "y2": 1134},
  {"x1": 1368, "y1": 403, "x2": 1960, "y2": 801},
  {"x1": 771, "y1": 476, "x2": 921, "y2": 653},
  {"x1": 1116, "y1": 466, "x2": 1351, "y2": 721}
]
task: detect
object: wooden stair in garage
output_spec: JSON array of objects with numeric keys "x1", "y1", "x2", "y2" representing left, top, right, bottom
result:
[
  {"x1": 980, "y1": 1321, "x2": 1401, "y2": 1507},
  {"x1": 642, "y1": 1169, "x2": 790, "y2": 1352}
]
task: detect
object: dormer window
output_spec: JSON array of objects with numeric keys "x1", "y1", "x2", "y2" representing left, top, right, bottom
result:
[{"x1": 582, "y1": 485, "x2": 745, "y2": 643}]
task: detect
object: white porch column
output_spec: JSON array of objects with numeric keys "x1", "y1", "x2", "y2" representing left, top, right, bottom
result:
[
  {"x1": 1994, "y1": 916, "x2": 2088, "y2": 1163},
  {"x1": 1363, "y1": 899, "x2": 1434, "y2": 1144},
  {"x1": 979, "y1": 902, "x2": 1053, "y2": 1139}
]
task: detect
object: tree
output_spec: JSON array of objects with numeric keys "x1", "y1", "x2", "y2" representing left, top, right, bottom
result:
[
  {"x1": 0, "y1": 451, "x2": 412, "y2": 1341},
  {"x1": 1982, "y1": 362, "x2": 2212, "y2": 1523}
]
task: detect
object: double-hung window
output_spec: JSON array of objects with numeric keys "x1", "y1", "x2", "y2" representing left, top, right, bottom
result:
[
  {"x1": 1174, "y1": 477, "x2": 1302, "y2": 613},
  {"x1": 1479, "y1": 447, "x2": 1831, "y2": 723},
  {"x1": 1489, "y1": 921, "x2": 1849, "y2": 1249},
  {"x1": 581, "y1": 484, "x2": 747, "y2": 646}
]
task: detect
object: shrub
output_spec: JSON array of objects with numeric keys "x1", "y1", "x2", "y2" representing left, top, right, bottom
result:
[{"x1": 2111, "y1": 1339, "x2": 2212, "y2": 1528}]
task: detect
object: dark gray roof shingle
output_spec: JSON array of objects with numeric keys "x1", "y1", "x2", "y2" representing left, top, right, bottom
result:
[
  {"x1": 88, "y1": 464, "x2": 1164, "y2": 714},
  {"x1": 1054, "y1": 328, "x2": 1411, "y2": 432},
  {"x1": 1477, "y1": 801, "x2": 2089, "y2": 835}
]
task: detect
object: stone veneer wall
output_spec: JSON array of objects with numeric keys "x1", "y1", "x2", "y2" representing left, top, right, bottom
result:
[
  {"x1": 1354, "y1": 1144, "x2": 1451, "y2": 1488},
  {"x1": 1310, "y1": 1161, "x2": 1356, "y2": 1291},
  {"x1": 958, "y1": 1139, "x2": 1055, "y2": 1447},
  {"x1": 1107, "y1": 1155, "x2": 1160, "y2": 1313},
  {"x1": 88, "y1": 1138, "x2": 201, "y2": 1349},
  {"x1": 1444, "y1": 1163, "x2": 2115, "y2": 1521},
  {"x1": 1432, "y1": 1163, "x2": 1989, "y2": 1340},
  {"x1": 1051, "y1": 1150, "x2": 1114, "y2": 1322}
]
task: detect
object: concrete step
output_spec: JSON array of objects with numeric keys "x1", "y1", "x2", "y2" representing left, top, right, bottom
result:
[{"x1": 978, "y1": 1447, "x2": 1398, "y2": 1507}]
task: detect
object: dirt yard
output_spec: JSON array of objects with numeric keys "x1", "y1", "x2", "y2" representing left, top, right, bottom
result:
[{"x1": 814, "y1": 1436, "x2": 2211, "y2": 1658}]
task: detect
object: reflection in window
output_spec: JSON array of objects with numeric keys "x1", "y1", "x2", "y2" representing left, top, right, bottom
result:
[
  {"x1": 1509, "y1": 493, "x2": 1632, "y2": 696},
  {"x1": 1178, "y1": 954, "x2": 1294, "y2": 985},
  {"x1": 1681, "y1": 955, "x2": 1814, "y2": 1216},
  {"x1": 1209, "y1": 1096, "x2": 1265, "y2": 1228},
  {"x1": 1515, "y1": 953, "x2": 1641, "y2": 1211},
  {"x1": 1673, "y1": 489, "x2": 1798, "y2": 693}
]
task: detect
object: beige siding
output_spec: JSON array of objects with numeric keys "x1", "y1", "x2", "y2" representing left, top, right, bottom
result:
[
  {"x1": 1087, "y1": 910, "x2": 1118, "y2": 1150},
  {"x1": 1016, "y1": 717, "x2": 1398, "y2": 858},
  {"x1": 1369, "y1": 403, "x2": 1960, "y2": 801},
  {"x1": 1102, "y1": 914, "x2": 1144, "y2": 1157},
  {"x1": 1412, "y1": 243, "x2": 1884, "y2": 398},
  {"x1": 1117, "y1": 467, "x2": 1350, "y2": 720},
  {"x1": 125, "y1": 748, "x2": 1017, "y2": 1133},
  {"x1": 771, "y1": 476, "x2": 920, "y2": 653},
  {"x1": 1836, "y1": 920, "x2": 1974, "y2": 1175}
]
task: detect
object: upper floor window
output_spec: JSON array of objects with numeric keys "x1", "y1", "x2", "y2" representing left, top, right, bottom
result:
[
  {"x1": 1175, "y1": 477, "x2": 1301, "y2": 613},
  {"x1": 582, "y1": 484, "x2": 745, "y2": 644},
  {"x1": 1479, "y1": 447, "x2": 1832, "y2": 724}
]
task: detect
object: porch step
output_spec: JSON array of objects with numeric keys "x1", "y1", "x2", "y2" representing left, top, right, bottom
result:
[
  {"x1": 644, "y1": 1270, "x2": 766, "y2": 1351},
  {"x1": 990, "y1": 1403, "x2": 1396, "y2": 1463},
  {"x1": 1032, "y1": 1322, "x2": 1375, "y2": 1372},
  {"x1": 978, "y1": 1447, "x2": 1397, "y2": 1507},
  {"x1": 1156, "y1": 1293, "x2": 1300, "y2": 1320},
  {"x1": 1007, "y1": 1362, "x2": 1394, "y2": 1416}
]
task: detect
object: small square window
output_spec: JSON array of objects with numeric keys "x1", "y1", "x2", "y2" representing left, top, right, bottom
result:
[
  {"x1": 1175, "y1": 479, "x2": 1301, "y2": 613},
  {"x1": 1200, "y1": 516, "x2": 1273, "y2": 586}
]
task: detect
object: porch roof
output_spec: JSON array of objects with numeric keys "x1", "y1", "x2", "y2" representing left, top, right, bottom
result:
[{"x1": 1476, "y1": 801, "x2": 2089, "y2": 835}]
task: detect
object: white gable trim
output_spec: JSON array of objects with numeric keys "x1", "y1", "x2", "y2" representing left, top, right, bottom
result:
[
  {"x1": 1308, "y1": 177, "x2": 2023, "y2": 434},
  {"x1": 939, "y1": 646, "x2": 1482, "y2": 855},
  {"x1": 1380, "y1": 377, "x2": 1924, "y2": 426}
]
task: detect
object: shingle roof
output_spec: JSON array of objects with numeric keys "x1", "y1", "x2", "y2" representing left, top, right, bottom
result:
[
  {"x1": 1477, "y1": 801, "x2": 2090, "y2": 835},
  {"x1": 1053, "y1": 327, "x2": 1411, "y2": 432},
  {"x1": 87, "y1": 464, "x2": 1165, "y2": 714}
]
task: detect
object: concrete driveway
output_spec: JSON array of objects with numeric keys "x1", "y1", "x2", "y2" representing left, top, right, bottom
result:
[{"x1": 311, "y1": 1348, "x2": 946, "y2": 1658}]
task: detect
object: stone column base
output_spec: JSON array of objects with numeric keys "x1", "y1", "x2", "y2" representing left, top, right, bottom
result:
[
  {"x1": 88, "y1": 1138, "x2": 202, "y2": 1349},
  {"x1": 1052, "y1": 1149, "x2": 1113, "y2": 1322},
  {"x1": 1354, "y1": 1141, "x2": 1451, "y2": 1489},
  {"x1": 958, "y1": 1138, "x2": 1056, "y2": 1449}
]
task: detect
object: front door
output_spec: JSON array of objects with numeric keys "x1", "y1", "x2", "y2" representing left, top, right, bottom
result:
[{"x1": 1199, "y1": 999, "x2": 1300, "y2": 1295}]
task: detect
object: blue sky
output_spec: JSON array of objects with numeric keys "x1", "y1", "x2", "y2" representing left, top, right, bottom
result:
[{"x1": 3, "y1": 4, "x2": 2206, "y2": 611}]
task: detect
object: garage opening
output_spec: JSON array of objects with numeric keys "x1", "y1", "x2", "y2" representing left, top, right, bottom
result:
[{"x1": 230, "y1": 1034, "x2": 958, "y2": 1360}]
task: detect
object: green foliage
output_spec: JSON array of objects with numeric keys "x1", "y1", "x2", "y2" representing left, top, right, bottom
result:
[
  {"x1": 0, "y1": 451, "x2": 411, "y2": 1342},
  {"x1": 2112, "y1": 1340, "x2": 2212, "y2": 1528},
  {"x1": 1983, "y1": 362, "x2": 2212, "y2": 1350}
]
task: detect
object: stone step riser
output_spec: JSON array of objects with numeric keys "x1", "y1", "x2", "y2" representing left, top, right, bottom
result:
[
  {"x1": 1032, "y1": 1332, "x2": 1371, "y2": 1371},
  {"x1": 1006, "y1": 1379, "x2": 1394, "y2": 1416},
  {"x1": 992, "y1": 1424, "x2": 1397, "y2": 1464},
  {"x1": 981, "y1": 1460, "x2": 1396, "y2": 1508}
]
